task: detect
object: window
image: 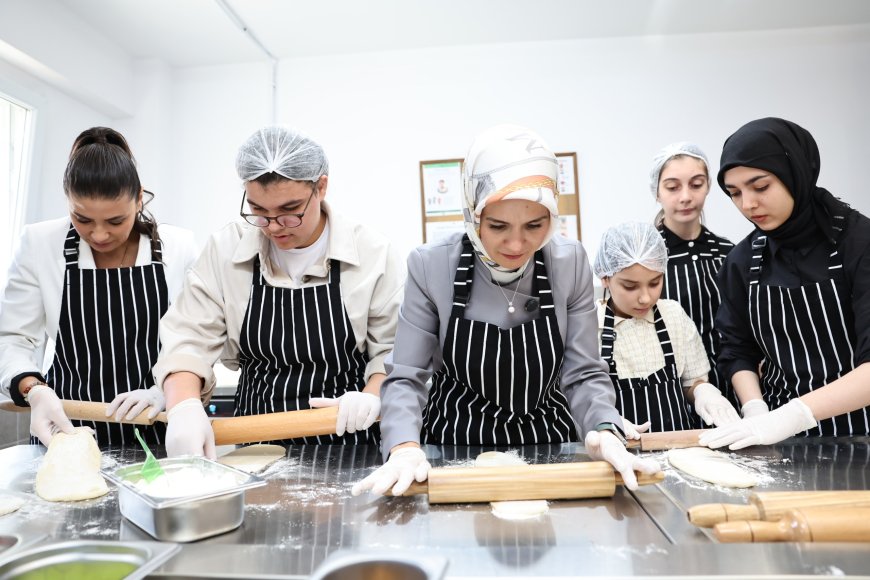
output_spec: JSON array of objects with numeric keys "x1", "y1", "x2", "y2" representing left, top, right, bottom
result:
[{"x1": 0, "y1": 93, "x2": 34, "y2": 290}]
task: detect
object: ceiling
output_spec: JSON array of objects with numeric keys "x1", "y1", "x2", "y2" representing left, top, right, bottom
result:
[{"x1": 57, "y1": 0, "x2": 870, "y2": 68}]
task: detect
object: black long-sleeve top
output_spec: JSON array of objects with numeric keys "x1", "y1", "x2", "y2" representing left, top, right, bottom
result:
[{"x1": 715, "y1": 209, "x2": 870, "y2": 382}]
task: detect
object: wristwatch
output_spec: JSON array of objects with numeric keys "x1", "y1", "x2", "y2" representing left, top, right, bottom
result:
[
  {"x1": 595, "y1": 421, "x2": 627, "y2": 445},
  {"x1": 20, "y1": 379, "x2": 48, "y2": 403}
]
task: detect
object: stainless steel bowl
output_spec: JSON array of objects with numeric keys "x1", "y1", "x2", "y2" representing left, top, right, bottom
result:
[
  {"x1": 0, "y1": 540, "x2": 179, "y2": 580},
  {"x1": 311, "y1": 551, "x2": 448, "y2": 580},
  {"x1": 102, "y1": 456, "x2": 266, "y2": 543}
]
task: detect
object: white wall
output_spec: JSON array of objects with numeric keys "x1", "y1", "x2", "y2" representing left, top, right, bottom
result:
[
  {"x1": 3, "y1": 21, "x2": 869, "y2": 266},
  {"x1": 165, "y1": 24, "x2": 870, "y2": 263},
  {"x1": 0, "y1": 59, "x2": 110, "y2": 224}
]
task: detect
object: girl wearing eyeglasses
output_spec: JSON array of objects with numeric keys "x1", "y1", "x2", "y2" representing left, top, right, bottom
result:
[
  {"x1": 154, "y1": 126, "x2": 404, "y2": 458},
  {"x1": 0, "y1": 127, "x2": 198, "y2": 447}
]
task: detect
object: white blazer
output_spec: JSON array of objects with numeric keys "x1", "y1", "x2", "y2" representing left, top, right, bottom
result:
[{"x1": 0, "y1": 216, "x2": 199, "y2": 396}]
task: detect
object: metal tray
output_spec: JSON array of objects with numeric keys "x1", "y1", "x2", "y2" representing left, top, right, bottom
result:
[
  {"x1": 102, "y1": 456, "x2": 266, "y2": 542},
  {"x1": 0, "y1": 539, "x2": 179, "y2": 580}
]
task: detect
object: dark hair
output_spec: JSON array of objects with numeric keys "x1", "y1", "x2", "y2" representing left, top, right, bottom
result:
[
  {"x1": 251, "y1": 171, "x2": 290, "y2": 187},
  {"x1": 63, "y1": 127, "x2": 161, "y2": 255}
]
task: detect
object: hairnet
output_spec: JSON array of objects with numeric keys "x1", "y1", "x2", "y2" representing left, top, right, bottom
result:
[
  {"x1": 236, "y1": 126, "x2": 329, "y2": 182},
  {"x1": 462, "y1": 124, "x2": 560, "y2": 275},
  {"x1": 649, "y1": 142, "x2": 709, "y2": 198},
  {"x1": 593, "y1": 222, "x2": 668, "y2": 278}
]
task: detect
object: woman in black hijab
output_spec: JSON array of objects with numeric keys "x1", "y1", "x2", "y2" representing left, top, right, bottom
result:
[{"x1": 699, "y1": 117, "x2": 870, "y2": 449}]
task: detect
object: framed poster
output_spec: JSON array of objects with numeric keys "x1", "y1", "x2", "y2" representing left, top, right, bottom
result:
[
  {"x1": 420, "y1": 153, "x2": 581, "y2": 242},
  {"x1": 420, "y1": 159, "x2": 463, "y2": 216}
]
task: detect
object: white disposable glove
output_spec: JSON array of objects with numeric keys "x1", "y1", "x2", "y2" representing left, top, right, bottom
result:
[
  {"x1": 692, "y1": 382, "x2": 740, "y2": 427},
  {"x1": 165, "y1": 398, "x2": 216, "y2": 460},
  {"x1": 106, "y1": 386, "x2": 165, "y2": 421},
  {"x1": 309, "y1": 391, "x2": 380, "y2": 436},
  {"x1": 740, "y1": 399, "x2": 770, "y2": 418},
  {"x1": 699, "y1": 398, "x2": 816, "y2": 450},
  {"x1": 28, "y1": 385, "x2": 75, "y2": 446},
  {"x1": 584, "y1": 429, "x2": 661, "y2": 490},
  {"x1": 351, "y1": 447, "x2": 431, "y2": 496},
  {"x1": 621, "y1": 417, "x2": 651, "y2": 440}
]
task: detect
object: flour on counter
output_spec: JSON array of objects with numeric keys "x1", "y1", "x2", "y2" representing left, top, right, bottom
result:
[{"x1": 133, "y1": 467, "x2": 240, "y2": 498}]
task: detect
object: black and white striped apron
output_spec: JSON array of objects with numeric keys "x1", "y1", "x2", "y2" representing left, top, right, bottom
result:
[
  {"x1": 422, "y1": 236, "x2": 578, "y2": 445},
  {"x1": 748, "y1": 229, "x2": 870, "y2": 436},
  {"x1": 45, "y1": 224, "x2": 168, "y2": 446},
  {"x1": 660, "y1": 226, "x2": 734, "y2": 407},
  {"x1": 235, "y1": 257, "x2": 377, "y2": 445},
  {"x1": 601, "y1": 302, "x2": 694, "y2": 432}
]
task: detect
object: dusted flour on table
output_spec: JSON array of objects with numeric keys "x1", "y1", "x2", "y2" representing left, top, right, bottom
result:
[{"x1": 133, "y1": 467, "x2": 240, "y2": 498}]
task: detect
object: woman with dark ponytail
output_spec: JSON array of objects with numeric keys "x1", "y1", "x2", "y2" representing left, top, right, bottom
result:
[{"x1": 0, "y1": 127, "x2": 198, "y2": 447}]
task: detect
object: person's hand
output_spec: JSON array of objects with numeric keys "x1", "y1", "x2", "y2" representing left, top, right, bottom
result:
[
  {"x1": 699, "y1": 398, "x2": 816, "y2": 450},
  {"x1": 621, "y1": 417, "x2": 651, "y2": 440},
  {"x1": 106, "y1": 386, "x2": 165, "y2": 421},
  {"x1": 692, "y1": 382, "x2": 740, "y2": 427},
  {"x1": 28, "y1": 385, "x2": 75, "y2": 446},
  {"x1": 351, "y1": 447, "x2": 431, "y2": 496},
  {"x1": 740, "y1": 399, "x2": 769, "y2": 418},
  {"x1": 165, "y1": 398, "x2": 215, "y2": 459},
  {"x1": 584, "y1": 429, "x2": 660, "y2": 490},
  {"x1": 309, "y1": 391, "x2": 380, "y2": 436}
]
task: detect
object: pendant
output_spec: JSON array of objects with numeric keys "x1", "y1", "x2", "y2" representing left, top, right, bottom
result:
[{"x1": 508, "y1": 305, "x2": 515, "y2": 314}]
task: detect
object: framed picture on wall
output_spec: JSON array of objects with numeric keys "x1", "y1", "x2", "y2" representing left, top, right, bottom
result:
[
  {"x1": 420, "y1": 153, "x2": 581, "y2": 243},
  {"x1": 555, "y1": 152, "x2": 581, "y2": 241},
  {"x1": 420, "y1": 159, "x2": 463, "y2": 216}
]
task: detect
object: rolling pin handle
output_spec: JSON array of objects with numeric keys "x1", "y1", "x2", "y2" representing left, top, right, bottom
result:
[{"x1": 688, "y1": 503, "x2": 761, "y2": 527}]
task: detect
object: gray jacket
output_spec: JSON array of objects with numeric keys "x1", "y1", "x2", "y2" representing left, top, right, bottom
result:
[{"x1": 379, "y1": 233, "x2": 622, "y2": 455}]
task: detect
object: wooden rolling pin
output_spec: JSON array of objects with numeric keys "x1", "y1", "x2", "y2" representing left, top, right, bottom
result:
[
  {"x1": 714, "y1": 506, "x2": 870, "y2": 542},
  {"x1": 689, "y1": 490, "x2": 870, "y2": 527},
  {"x1": 393, "y1": 461, "x2": 664, "y2": 504},
  {"x1": 624, "y1": 429, "x2": 706, "y2": 451},
  {"x1": 0, "y1": 399, "x2": 339, "y2": 445}
]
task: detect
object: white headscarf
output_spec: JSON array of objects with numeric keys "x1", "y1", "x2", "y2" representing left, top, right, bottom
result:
[{"x1": 462, "y1": 125, "x2": 560, "y2": 280}]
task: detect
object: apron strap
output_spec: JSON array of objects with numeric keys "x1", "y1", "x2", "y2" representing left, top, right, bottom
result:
[
  {"x1": 601, "y1": 302, "x2": 674, "y2": 374},
  {"x1": 748, "y1": 233, "x2": 767, "y2": 285},
  {"x1": 652, "y1": 304, "x2": 676, "y2": 367},
  {"x1": 62, "y1": 224, "x2": 80, "y2": 268},
  {"x1": 451, "y1": 236, "x2": 476, "y2": 317}
]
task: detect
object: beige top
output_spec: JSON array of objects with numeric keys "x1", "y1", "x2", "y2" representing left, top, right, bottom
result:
[
  {"x1": 153, "y1": 202, "x2": 405, "y2": 400},
  {"x1": 596, "y1": 298, "x2": 710, "y2": 388}
]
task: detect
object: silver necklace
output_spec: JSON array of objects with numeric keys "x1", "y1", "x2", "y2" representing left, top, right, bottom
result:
[{"x1": 496, "y1": 281, "x2": 521, "y2": 314}]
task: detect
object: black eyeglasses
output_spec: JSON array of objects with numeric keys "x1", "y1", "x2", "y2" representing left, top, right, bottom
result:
[{"x1": 240, "y1": 183, "x2": 317, "y2": 228}]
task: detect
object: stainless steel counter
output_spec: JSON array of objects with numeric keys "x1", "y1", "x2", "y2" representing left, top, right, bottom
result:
[{"x1": 1, "y1": 439, "x2": 869, "y2": 578}]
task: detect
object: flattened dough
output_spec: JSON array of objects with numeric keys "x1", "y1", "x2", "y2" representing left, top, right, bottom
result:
[
  {"x1": 475, "y1": 451, "x2": 548, "y2": 519},
  {"x1": 35, "y1": 428, "x2": 109, "y2": 501},
  {"x1": 218, "y1": 444, "x2": 286, "y2": 473},
  {"x1": 0, "y1": 495, "x2": 25, "y2": 516},
  {"x1": 667, "y1": 447, "x2": 757, "y2": 488}
]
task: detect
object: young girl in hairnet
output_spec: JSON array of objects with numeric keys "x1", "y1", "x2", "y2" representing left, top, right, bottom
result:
[
  {"x1": 351, "y1": 125, "x2": 660, "y2": 498},
  {"x1": 650, "y1": 143, "x2": 736, "y2": 410},
  {"x1": 593, "y1": 222, "x2": 739, "y2": 435}
]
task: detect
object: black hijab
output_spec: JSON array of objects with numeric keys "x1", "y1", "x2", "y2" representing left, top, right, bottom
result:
[{"x1": 717, "y1": 117, "x2": 851, "y2": 247}]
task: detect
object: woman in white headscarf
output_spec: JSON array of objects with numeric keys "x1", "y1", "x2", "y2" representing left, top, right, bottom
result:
[{"x1": 352, "y1": 125, "x2": 659, "y2": 497}]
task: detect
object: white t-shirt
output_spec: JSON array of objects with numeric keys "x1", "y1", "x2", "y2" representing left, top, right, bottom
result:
[{"x1": 268, "y1": 221, "x2": 330, "y2": 283}]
